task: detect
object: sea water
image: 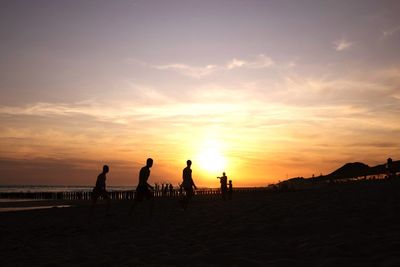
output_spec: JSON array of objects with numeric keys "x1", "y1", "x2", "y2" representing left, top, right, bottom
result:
[{"x1": 0, "y1": 185, "x2": 135, "y2": 193}]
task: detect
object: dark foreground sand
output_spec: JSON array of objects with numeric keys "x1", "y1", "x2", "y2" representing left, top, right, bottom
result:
[{"x1": 1, "y1": 180, "x2": 400, "y2": 267}]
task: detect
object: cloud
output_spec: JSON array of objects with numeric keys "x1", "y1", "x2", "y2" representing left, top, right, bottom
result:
[
  {"x1": 2, "y1": 65, "x2": 400, "y2": 127},
  {"x1": 153, "y1": 63, "x2": 218, "y2": 78},
  {"x1": 277, "y1": 67, "x2": 400, "y2": 109},
  {"x1": 226, "y1": 54, "x2": 274, "y2": 70},
  {"x1": 150, "y1": 54, "x2": 275, "y2": 78},
  {"x1": 2, "y1": 65, "x2": 400, "y2": 185},
  {"x1": 382, "y1": 25, "x2": 400, "y2": 39},
  {"x1": 333, "y1": 39, "x2": 353, "y2": 51}
]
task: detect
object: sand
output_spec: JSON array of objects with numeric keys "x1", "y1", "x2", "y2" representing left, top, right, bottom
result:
[{"x1": 1, "y1": 180, "x2": 400, "y2": 266}]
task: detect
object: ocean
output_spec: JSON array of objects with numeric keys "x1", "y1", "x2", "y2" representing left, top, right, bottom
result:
[{"x1": 0, "y1": 185, "x2": 135, "y2": 193}]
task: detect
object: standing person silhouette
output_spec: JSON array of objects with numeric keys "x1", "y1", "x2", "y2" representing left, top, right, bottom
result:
[
  {"x1": 228, "y1": 180, "x2": 233, "y2": 200},
  {"x1": 217, "y1": 172, "x2": 228, "y2": 200},
  {"x1": 386, "y1": 158, "x2": 395, "y2": 179},
  {"x1": 91, "y1": 165, "x2": 111, "y2": 215},
  {"x1": 181, "y1": 160, "x2": 197, "y2": 210},
  {"x1": 130, "y1": 158, "x2": 154, "y2": 216}
]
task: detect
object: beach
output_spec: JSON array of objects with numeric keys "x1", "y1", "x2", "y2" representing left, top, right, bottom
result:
[{"x1": 1, "y1": 180, "x2": 400, "y2": 266}]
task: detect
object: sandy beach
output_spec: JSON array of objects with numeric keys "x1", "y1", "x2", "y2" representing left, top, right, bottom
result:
[{"x1": 1, "y1": 180, "x2": 400, "y2": 267}]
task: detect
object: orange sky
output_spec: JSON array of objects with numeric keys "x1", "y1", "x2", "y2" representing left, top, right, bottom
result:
[{"x1": 1, "y1": 1, "x2": 400, "y2": 186}]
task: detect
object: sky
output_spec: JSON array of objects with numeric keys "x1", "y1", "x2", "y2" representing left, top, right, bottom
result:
[{"x1": 1, "y1": 0, "x2": 400, "y2": 187}]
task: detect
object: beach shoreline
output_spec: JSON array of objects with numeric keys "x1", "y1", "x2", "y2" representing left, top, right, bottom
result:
[{"x1": 1, "y1": 180, "x2": 400, "y2": 266}]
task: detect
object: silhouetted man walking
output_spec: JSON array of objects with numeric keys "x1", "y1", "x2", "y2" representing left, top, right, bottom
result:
[
  {"x1": 130, "y1": 158, "x2": 154, "y2": 215},
  {"x1": 91, "y1": 165, "x2": 111, "y2": 215},
  {"x1": 181, "y1": 160, "x2": 197, "y2": 210}
]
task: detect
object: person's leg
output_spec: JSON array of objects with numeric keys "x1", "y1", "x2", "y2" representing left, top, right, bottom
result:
[
  {"x1": 130, "y1": 189, "x2": 141, "y2": 215},
  {"x1": 183, "y1": 188, "x2": 194, "y2": 210},
  {"x1": 91, "y1": 195, "x2": 98, "y2": 216},
  {"x1": 182, "y1": 196, "x2": 188, "y2": 210},
  {"x1": 129, "y1": 199, "x2": 138, "y2": 216},
  {"x1": 105, "y1": 193, "x2": 111, "y2": 215},
  {"x1": 148, "y1": 197, "x2": 154, "y2": 218},
  {"x1": 178, "y1": 190, "x2": 186, "y2": 209},
  {"x1": 145, "y1": 190, "x2": 154, "y2": 218},
  {"x1": 180, "y1": 189, "x2": 188, "y2": 210}
]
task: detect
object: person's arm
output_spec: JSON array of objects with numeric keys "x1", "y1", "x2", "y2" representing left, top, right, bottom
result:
[
  {"x1": 147, "y1": 182, "x2": 154, "y2": 190},
  {"x1": 191, "y1": 178, "x2": 197, "y2": 190}
]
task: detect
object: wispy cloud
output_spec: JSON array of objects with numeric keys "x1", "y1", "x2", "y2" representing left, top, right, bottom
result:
[
  {"x1": 153, "y1": 63, "x2": 218, "y2": 78},
  {"x1": 279, "y1": 67, "x2": 400, "y2": 109},
  {"x1": 2, "y1": 66, "x2": 400, "y2": 185},
  {"x1": 149, "y1": 54, "x2": 275, "y2": 78},
  {"x1": 382, "y1": 25, "x2": 400, "y2": 39},
  {"x1": 2, "y1": 66, "x2": 399, "y2": 122},
  {"x1": 226, "y1": 54, "x2": 274, "y2": 70},
  {"x1": 333, "y1": 38, "x2": 353, "y2": 51}
]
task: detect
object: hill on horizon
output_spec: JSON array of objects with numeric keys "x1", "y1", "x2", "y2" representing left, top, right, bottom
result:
[{"x1": 284, "y1": 160, "x2": 400, "y2": 183}]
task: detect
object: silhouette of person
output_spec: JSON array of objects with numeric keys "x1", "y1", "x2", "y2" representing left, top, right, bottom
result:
[
  {"x1": 179, "y1": 183, "x2": 183, "y2": 196},
  {"x1": 386, "y1": 158, "x2": 395, "y2": 179},
  {"x1": 169, "y1": 183, "x2": 173, "y2": 197},
  {"x1": 130, "y1": 158, "x2": 154, "y2": 215},
  {"x1": 164, "y1": 183, "x2": 168, "y2": 196},
  {"x1": 181, "y1": 160, "x2": 197, "y2": 210},
  {"x1": 91, "y1": 165, "x2": 111, "y2": 215},
  {"x1": 228, "y1": 180, "x2": 233, "y2": 200},
  {"x1": 217, "y1": 172, "x2": 228, "y2": 200},
  {"x1": 154, "y1": 183, "x2": 159, "y2": 196}
]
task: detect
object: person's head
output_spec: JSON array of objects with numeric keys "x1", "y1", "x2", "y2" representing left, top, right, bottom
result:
[
  {"x1": 103, "y1": 165, "x2": 109, "y2": 173},
  {"x1": 229, "y1": 180, "x2": 232, "y2": 184},
  {"x1": 146, "y1": 158, "x2": 153, "y2": 168},
  {"x1": 223, "y1": 172, "x2": 226, "y2": 176},
  {"x1": 186, "y1": 160, "x2": 192, "y2": 167},
  {"x1": 387, "y1": 158, "x2": 393, "y2": 163}
]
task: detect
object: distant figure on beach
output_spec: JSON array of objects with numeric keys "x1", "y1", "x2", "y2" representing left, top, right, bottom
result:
[
  {"x1": 217, "y1": 172, "x2": 228, "y2": 200},
  {"x1": 386, "y1": 158, "x2": 395, "y2": 179},
  {"x1": 164, "y1": 183, "x2": 169, "y2": 196},
  {"x1": 228, "y1": 180, "x2": 233, "y2": 200},
  {"x1": 179, "y1": 183, "x2": 183, "y2": 196},
  {"x1": 130, "y1": 158, "x2": 154, "y2": 215},
  {"x1": 180, "y1": 160, "x2": 197, "y2": 210},
  {"x1": 91, "y1": 165, "x2": 111, "y2": 215},
  {"x1": 154, "y1": 183, "x2": 158, "y2": 194}
]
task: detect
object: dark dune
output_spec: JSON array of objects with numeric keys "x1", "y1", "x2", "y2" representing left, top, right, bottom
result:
[
  {"x1": 1, "y1": 180, "x2": 400, "y2": 266},
  {"x1": 313, "y1": 160, "x2": 400, "y2": 181}
]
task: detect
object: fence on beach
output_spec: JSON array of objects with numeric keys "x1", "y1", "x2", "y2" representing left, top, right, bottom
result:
[{"x1": 0, "y1": 187, "x2": 270, "y2": 201}]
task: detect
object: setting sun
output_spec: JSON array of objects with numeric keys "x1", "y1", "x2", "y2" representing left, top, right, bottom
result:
[
  {"x1": 195, "y1": 139, "x2": 227, "y2": 175},
  {"x1": 197, "y1": 148, "x2": 226, "y2": 173}
]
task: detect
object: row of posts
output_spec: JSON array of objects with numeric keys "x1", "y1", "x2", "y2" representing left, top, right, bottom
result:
[{"x1": 0, "y1": 187, "x2": 269, "y2": 200}]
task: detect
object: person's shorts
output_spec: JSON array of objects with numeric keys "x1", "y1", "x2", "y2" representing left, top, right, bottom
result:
[
  {"x1": 92, "y1": 188, "x2": 110, "y2": 200},
  {"x1": 134, "y1": 185, "x2": 153, "y2": 201}
]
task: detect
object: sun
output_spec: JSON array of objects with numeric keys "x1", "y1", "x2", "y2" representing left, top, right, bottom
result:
[{"x1": 197, "y1": 147, "x2": 226, "y2": 173}]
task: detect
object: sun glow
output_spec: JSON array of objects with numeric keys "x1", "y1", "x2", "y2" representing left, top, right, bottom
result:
[{"x1": 196, "y1": 140, "x2": 227, "y2": 173}]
